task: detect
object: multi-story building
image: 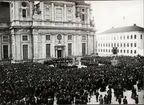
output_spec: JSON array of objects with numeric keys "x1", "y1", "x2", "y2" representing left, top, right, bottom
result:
[
  {"x1": 96, "y1": 24, "x2": 144, "y2": 56},
  {"x1": 0, "y1": 1, "x2": 95, "y2": 63}
]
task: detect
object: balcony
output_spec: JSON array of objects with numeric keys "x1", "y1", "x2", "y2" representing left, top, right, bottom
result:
[{"x1": 11, "y1": 20, "x2": 32, "y2": 27}]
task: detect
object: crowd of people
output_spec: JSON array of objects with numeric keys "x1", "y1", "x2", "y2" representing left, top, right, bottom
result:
[{"x1": 0, "y1": 56, "x2": 143, "y2": 105}]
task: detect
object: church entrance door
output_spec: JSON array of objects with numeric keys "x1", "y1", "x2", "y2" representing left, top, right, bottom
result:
[{"x1": 57, "y1": 50, "x2": 62, "y2": 58}]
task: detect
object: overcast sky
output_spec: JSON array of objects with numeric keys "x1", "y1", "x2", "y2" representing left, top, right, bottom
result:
[{"x1": 86, "y1": 0, "x2": 144, "y2": 33}]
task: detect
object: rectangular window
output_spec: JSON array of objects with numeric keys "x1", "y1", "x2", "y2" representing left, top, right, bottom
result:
[
  {"x1": 140, "y1": 34, "x2": 142, "y2": 39},
  {"x1": 127, "y1": 43, "x2": 129, "y2": 47},
  {"x1": 3, "y1": 36, "x2": 9, "y2": 42},
  {"x1": 68, "y1": 35, "x2": 72, "y2": 40},
  {"x1": 134, "y1": 35, "x2": 136, "y2": 39},
  {"x1": 131, "y1": 43, "x2": 133, "y2": 47},
  {"x1": 131, "y1": 35, "x2": 133, "y2": 39},
  {"x1": 22, "y1": 9, "x2": 26, "y2": 18},
  {"x1": 68, "y1": 43, "x2": 72, "y2": 56},
  {"x1": 46, "y1": 35, "x2": 50, "y2": 40},
  {"x1": 82, "y1": 43, "x2": 86, "y2": 56},
  {"x1": 55, "y1": 8, "x2": 62, "y2": 21},
  {"x1": 23, "y1": 45, "x2": 28, "y2": 60},
  {"x1": 3, "y1": 45, "x2": 9, "y2": 59},
  {"x1": 124, "y1": 50, "x2": 125, "y2": 53},
  {"x1": 81, "y1": 14, "x2": 85, "y2": 21},
  {"x1": 22, "y1": 35, "x2": 28, "y2": 41},
  {"x1": 46, "y1": 44, "x2": 51, "y2": 58},
  {"x1": 131, "y1": 50, "x2": 133, "y2": 54},
  {"x1": 134, "y1": 50, "x2": 136, "y2": 54},
  {"x1": 134, "y1": 43, "x2": 136, "y2": 47},
  {"x1": 124, "y1": 43, "x2": 125, "y2": 47}
]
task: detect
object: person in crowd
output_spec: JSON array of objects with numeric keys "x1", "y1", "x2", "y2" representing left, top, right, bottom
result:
[
  {"x1": 118, "y1": 95, "x2": 122, "y2": 104},
  {"x1": 104, "y1": 94, "x2": 108, "y2": 104},
  {"x1": 99, "y1": 95, "x2": 103, "y2": 104},
  {"x1": 95, "y1": 90, "x2": 99, "y2": 102},
  {"x1": 131, "y1": 86, "x2": 137, "y2": 99},
  {"x1": 123, "y1": 96, "x2": 128, "y2": 104},
  {"x1": 0, "y1": 56, "x2": 143, "y2": 104},
  {"x1": 135, "y1": 95, "x2": 139, "y2": 104}
]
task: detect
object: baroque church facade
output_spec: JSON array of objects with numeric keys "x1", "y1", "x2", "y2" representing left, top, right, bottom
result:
[{"x1": 0, "y1": 1, "x2": 95, "y2": 63}]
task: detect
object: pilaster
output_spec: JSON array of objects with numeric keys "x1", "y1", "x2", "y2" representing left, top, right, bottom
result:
[
  {"x1": 51, "y1": 2, "x2": 54, "y2": 21},
  {"x1": 33, "y1": 34, "x2": 39, "y2": 60},
  {"x1": 41, "y1": 2, "x2": 44, "y2": 20},
  {"x1": 73, "y1": 5, "x2": 76, "y2": 22},
  {"x1": 87, "y1": 7, "x2": 90, "y2": 24},
  {"x1": 64, "y1": 4, "x2": 67, "y2": 21}
]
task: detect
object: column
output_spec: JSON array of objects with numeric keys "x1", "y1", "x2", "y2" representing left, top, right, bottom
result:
[
  {"x1": 33, "y1": 34, "x2": 39, "y2": 60},
  {"x1": 55, "y1": 49, "x2": 57, "y2": 58},
  {"x1": 41, "y1": 35, "x2": 45, "y2": 59},
  {"x1": 9, "y1": 34, "x2": 12, "y2": 60},
  {"x1": 51, "y1": 2, "x2": 54, "y2": 21},
  {"x1": 63, "y1": 47, "x2": 66, "y2": 57},
  {"x1": 87, "y1": 7, "x2": 90, "y2": 24},
  {"x1": 87, "y1": 34, "x2": 89, "y2": 55},
  {"x1": 73, "y1": 34, "x2": 76, "y2": 56},
  {"x1": 73, "y1": 5, "x2": 76, "y2": 22},
  {"x1": 15, "y1": 1, "x2": 19, "y2": 20}
]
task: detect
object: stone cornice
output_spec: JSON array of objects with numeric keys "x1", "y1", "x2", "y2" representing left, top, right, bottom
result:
[{"x1": 10, "y1": 25, "x2": 95, "y2": 31}]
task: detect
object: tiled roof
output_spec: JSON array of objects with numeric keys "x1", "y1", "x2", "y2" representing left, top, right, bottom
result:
[{"x1": 100, "y1": 24, "x2": 144, "y2": 34}]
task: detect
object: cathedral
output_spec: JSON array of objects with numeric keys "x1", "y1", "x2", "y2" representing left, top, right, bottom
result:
[{"x1": 0, "y1": 1, "x2": 95, "y2": 63}]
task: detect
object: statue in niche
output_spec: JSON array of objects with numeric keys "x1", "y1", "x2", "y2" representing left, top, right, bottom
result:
[
  {"x1": 76, "y1": 7, "x2": 81, "y2": 18},
  {"x1": 75, "y1": 7, "x2": 81, "y2": 22},
  {"x1": 34, "y1": 2, "x2": 41, "y2": 15}
]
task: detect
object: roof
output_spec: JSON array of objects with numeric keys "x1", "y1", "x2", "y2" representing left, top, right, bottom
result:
[
  {"x1": 100, "y1": 24, "x2": 144, "y2": 34},
  {"x1": 43, "y1": 0, "x2": 90, "y2": 5}
]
